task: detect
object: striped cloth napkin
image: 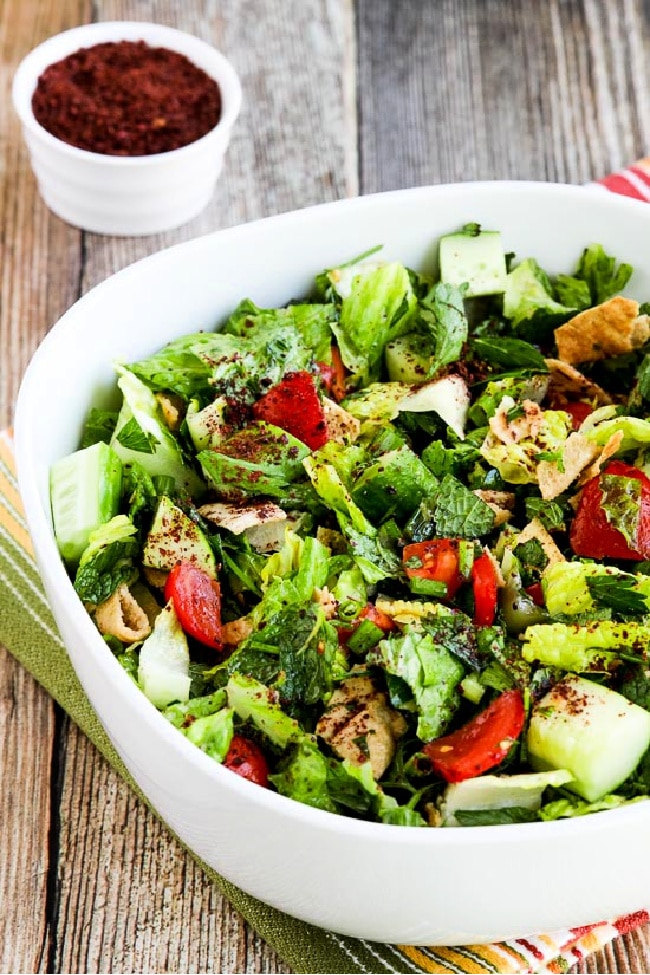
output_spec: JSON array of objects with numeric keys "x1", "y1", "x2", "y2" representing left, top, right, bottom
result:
[{"x1": 3, "y1": 172, "x2": 650, "y2": 974}]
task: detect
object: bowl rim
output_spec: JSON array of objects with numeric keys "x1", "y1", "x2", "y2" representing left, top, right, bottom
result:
[
  {"x1": 11, "y1": 20, "x2": 243, "y2": 166},
  {"x1": 14, "y1": 179, "x2": 650, "y2": 846}
]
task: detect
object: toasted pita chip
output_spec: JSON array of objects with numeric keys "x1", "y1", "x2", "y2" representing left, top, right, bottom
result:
[
  {"x1": 489, "y1": 398, "x2": 543, "y2": 444},
  {"x1": 514, "y1": 518, "x2": 565, "y2": 564},
  {"x1": 576, "y1": 430, "x2": 625, "y2": 486},
  {"x1": 322, "y1": 397, "x2": 361, "y2": 442},
  {"x1": 554, "y1": 296, "x2": 640, "y2": 365},
  {"x1": 632, "y1": 313, "x2": 650, "y2": 347},
  {"x1": 95, "y1": 583, "x2": 151, "y2": 643},
  {"x1": 537, "y1": 432, "x2": 600, "y2": 500},
  {"x1": 544, "y1": 358, "x2": 613, "y2": 406}
]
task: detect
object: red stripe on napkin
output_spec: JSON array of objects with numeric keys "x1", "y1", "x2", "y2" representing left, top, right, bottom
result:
[{"x1": 597, "y1": 158, "x2": 650, "y2": 201}]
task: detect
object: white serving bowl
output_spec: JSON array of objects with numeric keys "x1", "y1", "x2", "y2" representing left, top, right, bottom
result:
[
  {"x1": 12, "y1": 21, "x2": 242, "y2": 235},
  {"x1": 14, "y1": 182, "x2": 650, "y2": 945}
]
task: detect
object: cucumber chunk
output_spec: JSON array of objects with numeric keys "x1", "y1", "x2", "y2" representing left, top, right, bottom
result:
[
  {"x1": 143, "y1": 496, "x2": 216, "y2": 578},
  {"x1": 439, "y1": 229, "x2": 507, "y2": 297},
  {"x1": 527, "y1": 675, "x2": 650, "y2": 802},
  {"x1": 384, "y1": 334, "x2": 433, "y2": 384},
  {"x1": 50, "y1": 441, "x2": 123, "y2": 563}
]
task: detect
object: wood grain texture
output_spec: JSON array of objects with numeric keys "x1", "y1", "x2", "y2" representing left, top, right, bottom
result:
[
  {"x1": 2, "y1": 0, "x2": 650, "y2": 972},
  {"x1": 356, "y1": 0, "x2": 650, "y2": 192}
]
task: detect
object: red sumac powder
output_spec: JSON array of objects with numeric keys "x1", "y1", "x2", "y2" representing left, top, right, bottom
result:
[{"x1": 31, "y1": 40, "x2": 222, "y2": 156}]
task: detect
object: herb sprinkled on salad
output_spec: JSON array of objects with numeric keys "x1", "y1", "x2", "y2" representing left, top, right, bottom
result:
[{"x1": 50, "y1": 224, "x2": 650, "y2": 827}]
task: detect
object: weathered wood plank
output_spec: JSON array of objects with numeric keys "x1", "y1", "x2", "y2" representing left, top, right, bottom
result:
[
  {"x1": 356, "y1": 0, "x2": 650, "y2": 193},
  {"x1": 0, "y1": 2, "x2": 89, "y2": 973}
]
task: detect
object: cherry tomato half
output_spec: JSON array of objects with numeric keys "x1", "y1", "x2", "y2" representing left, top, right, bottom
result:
[
  {"x1": 224, "y1": 735, "x2": 269, "y2": 787},
  {"x1": 563, "y1": 401, "x2": 594, "y2": 431},
  {"x1": 164, "y1": 561, "x2": 223, "y2": 650}
]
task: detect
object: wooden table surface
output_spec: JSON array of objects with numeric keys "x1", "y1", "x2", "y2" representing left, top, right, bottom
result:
[{"x1": 2, "y1": 1, "x2": 650, "y2": 972}]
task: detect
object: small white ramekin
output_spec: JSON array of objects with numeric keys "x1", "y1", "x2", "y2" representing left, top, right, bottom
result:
[{"x1": 12, "y1": 21, "x2": 243, "y2": 235}]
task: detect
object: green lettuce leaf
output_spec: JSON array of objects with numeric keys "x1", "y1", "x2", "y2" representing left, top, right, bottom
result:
[
  {"x1": 183, "y1": 708, "x2": 235, "y2": 763},
  {"x1": 330, "y1": 262, "x2": 417, "y2": 384},
  {"x1": 503, "y1": 258, "x2": 575, "y2": 339},
  {"x1": 223, "y1": 298, "x2": 336, "y2": 364},
  {"x1": 225, "y1": 674, "x2": 310, "y2": 748},
  {"x1": 570, "y1": 243, "x2": 633, "y2": 305},
  {"x1": 521, "y1": 620, "x2": 650, "y2": 670},
  {"x1": 370, "y1": 629, "x2": 464, "y2": 740},
  {"x1": 73, "y1": 515, "x2": 138, "y2": 606},
  {"x1": 419, "y1": 282, "x2": 468, "y2": 378},
  {"x1": 111, "y1": 367, "x2": 205, "y2": 497}
]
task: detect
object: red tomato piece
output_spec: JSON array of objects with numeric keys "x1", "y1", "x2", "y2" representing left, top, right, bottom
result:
[
  {"x1": 525, "y1": 581, "x2": 545, "y2": 607},
  {"x1": 337, "y1": 602, "x2": 397, "y2": 644},
  {"x1": 423, "y1": 689, "x2": 526, "y2": 783},
  {"x1": 402, "y1": 539, "x2": 464, "y2": 598},
  {"x1": 224, "y1": 735, "x2": 269, "y2": 787},
  {"x1": 570, "y1": 460, "x2": 650, "y2": 560},
  {"x1": 563, "y1": 401, "x2": 594, "y2": 431},
  {"x1": 164, "y1": 561, "x2": 223, "y2": 650},
  {"x1": 471, "y1": 552, "x2": 498, "y2": 627},
  {"x1": 252, "y1": 371, "x2": 329, "y2": 450}
]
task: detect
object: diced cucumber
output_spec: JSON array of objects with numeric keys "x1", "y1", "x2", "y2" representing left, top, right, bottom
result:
[
  {"x1": 527, "y1": 675, "x2": 650, "y2": 802},
  {"x1": 384, "y1": 334, "x2": 433, "y2": 384},
  {"x1": 142, "y1": 496, "x2": 216, "y2": 578},
  {"x1": 110, "y1": 367, "x2": 205, "y2": 497},
  {"x1": 138, "y1": 602, "x2": 191, "y2": 709},
  {"x1": 440, "y1": 769, "x2": 573, "y2": 827},
  {"x1": 50, "y1": 441, "x2": 123, "y2": 563},
  {"x1": 439, "y1": 228, "x2": 507, "y2": 297},
  {"x1": 186, "y1": 396, "x2": 227, "y2": 452}
]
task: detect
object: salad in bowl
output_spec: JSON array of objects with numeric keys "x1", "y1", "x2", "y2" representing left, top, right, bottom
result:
[{"x1": 48, "y1": 220, "x2": 650, "y2": 831}]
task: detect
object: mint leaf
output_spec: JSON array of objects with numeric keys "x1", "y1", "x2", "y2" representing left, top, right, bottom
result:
[
  {"x1": 80, "y1": 408, "x2": 119, "y2": 448},
  {"x1": 116, "y1": 417, "x2": 157, "y2": 453},
  {"x1": 420, "y1": 282, "x2": 468, "y2": 378},
  {"x1": 619, "y1": 665, "x2": 650, "y2": 710},
  {"x1": 470, "y1": 336, "x2": 548, "y2": 372},
  {"x1": 586, "y1": 575, "x2": 648, "y2": 619},
  {"x1": 524, "y1": 496, "x2": 566, "y2": 531},
  {"x1": 73, "y1": 536, "x2": 138, "y2": 605},
  {"x1": 454, "y1": 807, "x2": 539, "y2": 826},
  {"x1": 600, "y1": 473, "x2": 641, "y2": 549},
  {"x1": 430, "y1": 474, "x2": 495, "y2": 538}
]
